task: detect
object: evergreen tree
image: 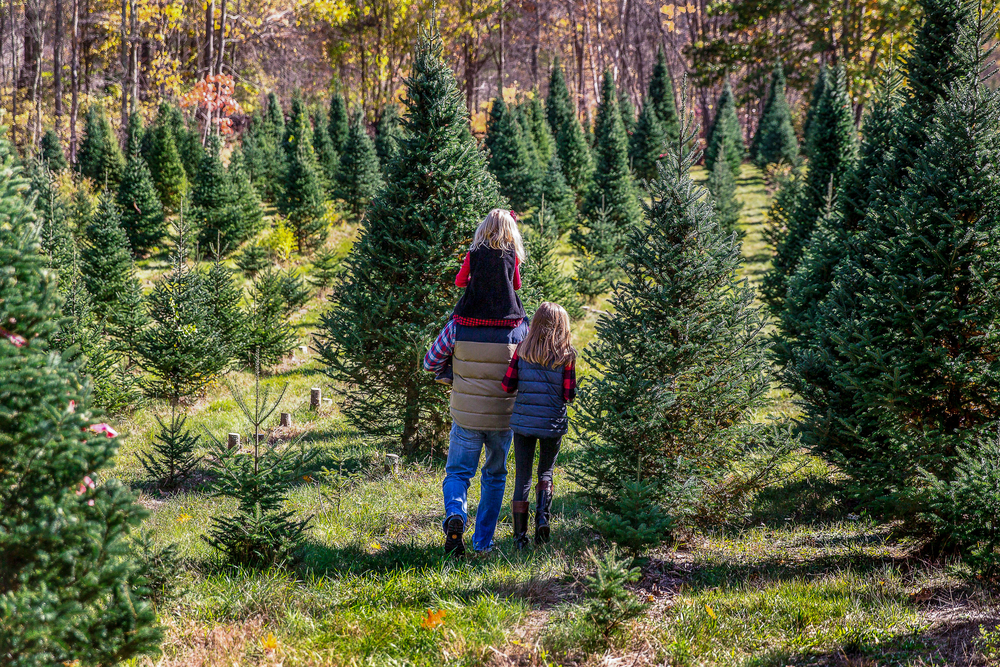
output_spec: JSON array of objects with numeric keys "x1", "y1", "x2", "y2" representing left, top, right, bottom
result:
[
  {"x1": 266, "y1": 92, "x2": 286, "y2": 138},
  {"x1": 582, "y1": 70, "x2": 642, "y2": 242},
  {"x1": 228, "y1": 145, "x2": 265, "y2": 244},
  {"x1": 704, "y1": 81, "x2": 744, "y2": 174},
  {"x1": 316, "y1": 28, "x2": 503, "y2": 454},
  {"x1": 375, "y1": 103, "x2": 404, "y2": 169},
  {"x1": 334, "y1": 110, "x2": 383, "y2": 221},
  {"x1": 117, "y1": 144, "x2": 166, "y2": 254},
  {"x1": 762, "y1": 65, "x2": 857, "y2": 314},
  {"x1": 328, "y1": 91, "x2": 350, "y2": 154},
  {"x1": 515, "y1": 103, "x2": 545, "y2": 177},
  {"x1": 801, "y1": 68, "x2": 829, "y2": 154},
  {"x1": 75, "y1": 104, "x2": 125, "y2": 188},
  {"x1": 203, "y1": 250, "x2": 245, "y2": 363},
  {"x1": 27, "y1": 159, "x2": 75, "y2": 270},
  {"x1": 573, "y1": 201, "x2": 622, "y2": 300},
  {"x1": 80, "y1": 193, "x2": 135, "y2": 309},
  {"x1": 485, "y1": 98, "x2": 539, "y2": 211},
  {"x1": 106, "y1": 271, "x2": 148, "y2": 365},
  {"x1": 707, "y1": 138, "x2": 742, "y2": 236},
  {"x1": 547, "y1": 59, "x2": 593, "y2": 198},
  {"x1": 750, "y1": 64, "x2": 798, "y2": 168},
  {"x1": 541, "y1": 154, "x2": 577, "y2": 233},
  {"x1": 126, "y1": 112, "x2": 144, "y2": 156},
  {"x1": 168, "y1": 105, "x2": 204, "y2": 185},
  {"x1": 144, "y1": 103, "x2": 188, "y2": 212},
  {"x1": 570, "y1": 112, "x2": 771, "y2": 550},
  {"x1": 191, "y1": 135, "x2": 240, "y2": 250},
  {"x1": 309, "y1": 247, "x2": 346, "y2": 289},
  {"x1": 243, "y1": 94, "x2": 287, "y2": 202},
  {"x1": 281, "y1": 98, "x2": 327, "y2": 251},
  {"x1": 239, "y1": 270, "x2": 296, "y2": 369},
  {"x1": 0, "y1": 134, "x2": 161, "y2": 665},
  {"x1": 520, "y1": 205, "x2": 583, "y2": 319},
  {"x1": 235, "y1": 243, "x2": 271, "y2": 278},
  {"x1": 524, "y1": 93, "x2": 555, "y2": 166},
  {"x1": 311, "y1": 107, "x2": 340, "y2": 185},
  {"x1": 647, "y1": 49, "x2": 680, "y2": 145},
  {"x1": 40, "y1": 129, "x2": 68, "y2": 171},
  {"x1": 138, "y1": 408, "x2": 202, "y2": 490},
  {"x1": 618, "y1": 88, "x2": 636, "y2": 136},
  {"x1": 629, "y1": 99, "x2": 666, "y2": 182}
]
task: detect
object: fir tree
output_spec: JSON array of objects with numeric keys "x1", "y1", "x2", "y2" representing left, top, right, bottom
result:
[
  {"x1": 573, "y1": 200, "x2": 622, "y2": 300},
  {"x1": 707, "y1": 138, "x2": 742, "y2": 236},
  {"x1": 750, "y1": 64, "x2": 798, "y2": 168},
  {"x1": 75, "y1": 104, "x2": 125, "y2": 188},
  {"x1": 582, "y1": 70, "x2": 642, "y2": 242},
  {"x1": 236, "y1": 243, "x2": 271, "y2": 278},
  {"x1": 524, "y1": 93, "x2": 555, "y2": 166},
  {"x1": 117, "y1": 144, "x2": 166, "y2": 255},
  {"x1": 228, "y1": 145, "x2": 265, "y2": 244},
  {"x1": 106, "y1": 271, "x2": 148, "y2": 366},
  {"x1": 547, "y1": 59, "x2": 593, "y2": 198},
  {"x1": 239, "y1": 270, "x2": 296, "y2": 369},
  {"x1": 0, "y1": 133, "x2": 161, "y2": 665},
  {"x1": 316, "y1": 27, "x2": 503, "y2": 454},
  {"x1": 138, "y1": 408, "x2": 202, "y2": 490},
  {"x1": 541, "y1": 154, "x2": 577, "y2": 233},
  {"x1": 203, "y1": 250, "x2": 245, "y2": 363},
  {"x1": 126, "y1": 112, "x2": 144, "y2": 156},
  {"x1": 520, "y1": 205, "x2": 583, "y2": 319},
  {"x1": 648, "y1": 49, "x2": 680, "y2": 145},
  {"x1": 515, "y1": 103, "x2": 545, "y2": 177},
  {"x1": 40, "y1": 128, "x2": 68, "y2": 171},
  {"x1": 145, "y1": 103, "x2": 188, "y2": 212},
  {"x1": 334, "y1": 110, "x2": 383, "y2": 221},
  {"x1": 570, "y1": 110, "x2": 771, "y2": 548},
  {"x1": 485, "y1": 97, "x2": 539, "y2": 211},
  {"x1": 580, "y1": 548, "x2": 649, "y2": 637},
  {"x1": 309, "y1": 247, "x2": 346, "y2": 289},
  {"x1": 704, "y1": 81, "x2": 744, "y2": 175},
  {"x1": 266, "y1": 92, "x2": 286, "y2": 138},
  {"x1": 618, "y1": 88, "x2": 636, "y2": 136},
  {"x1": 328, "y1": 91, "x2": 350, "y2": 154},
  {"x1": 629, "y1": 99, "x2": 666, "y2": 182},
  {"x1": 375, "y1": 103, "x2": 404, "y2": 169},
  {"x1": 170, "y1": 106, "x2": 204, "y2": 184},
  {"x1": 311, "y1": 107, "x2": 340, "y2": 185},
  {"x1": 80, "y1": 193, "x2": 135, "y2": 309},
  {"x1": 281, "y1": 98, "x2": 327, "y2": 251},
  {"x1": 244, "y1": 94, "x2": 287, "y2": 202},
  {"x1": 801, "y1": 68, "x2": 829, "y2": 154},
  {"x1": 27, "y1": 159, "x2": 75, "y2": 270},
  {"x1": 191, "y1": 135, "x2": 240, "y2": 250}
]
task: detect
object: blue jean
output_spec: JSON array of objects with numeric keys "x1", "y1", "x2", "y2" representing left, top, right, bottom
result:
[{"x1": 442, "y1": 423, "x2": 513, "y2": 552}]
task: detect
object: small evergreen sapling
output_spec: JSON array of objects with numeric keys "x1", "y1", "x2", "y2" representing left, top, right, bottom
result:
[
  {"x1": 75, "y1": 103, "x2": 125, "y2": 187},
  {"x1": 235, "y1": 243, "x2": 271, "y2": 278},
  {"x1": 707, "y1": 136, "x2": 743, "y2": 237},
  {"x1": 581, "y1": 547, "x2": 648, "y2": 641},
  {"x1": 311, "y1": 107, "x2": 340, "y2": 185},
  {"x1": 40, "y1": 128, "x2": 68, "y2": 171},
  {"x1": 139, "y1": 408, "x2": 202, "y2": 490},
  {"x1": 328, "y1": 91, "x2": 350, "y2": 154},
  {"x1": 309, "y1": 248, "x2": 346, "y2": 289},
  {"x1": 587, "y1": 481, "x2": 674, "y2": 556},
  {"x1": 239, "y1": 272, "x2": 296, "y2": 369},
  {"x1": 334, "y1": 111, "x2": 383, "y2": 221},
  {"x1": 750, "y1": 64, "x2": 798, "y2": 168},
  {"x1": 228, "y1": 144, "x2": 266, "y2": 243},
  {"x1": 704, "y1": 81, "x2": 744, "y2": 175},
  {"x1": 203, "y1": 249, "x2": 246, "y2": 364},
  {"x1": 80, "y1": 192, "x2": 136, "y2": 310},
  {"x1": 117, "y1": 144, "x2": 166, "y2": 255},
  {"x1": 191, "y1": 135, "x2": 240, "y2": 250}
]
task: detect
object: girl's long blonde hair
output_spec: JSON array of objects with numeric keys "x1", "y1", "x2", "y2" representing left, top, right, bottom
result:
[
  {"x1": 518, "y1": 302, "x2": 576, "y2": 369},
  {"x1": 470, "y1": 209, "x2": 526, "y2": 263}
]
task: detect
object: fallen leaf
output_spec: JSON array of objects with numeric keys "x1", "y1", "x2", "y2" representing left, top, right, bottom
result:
[
  {"x1": 705, "y1": 604, "x2": 717, "y2": 619},
  {"x1": 422, "y1": 609, "x2": 446, "y2": 630}
]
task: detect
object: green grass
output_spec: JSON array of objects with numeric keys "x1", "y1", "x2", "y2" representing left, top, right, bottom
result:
[{"x1": 118, "y1": 166, "x2": 997, "y2": 666}]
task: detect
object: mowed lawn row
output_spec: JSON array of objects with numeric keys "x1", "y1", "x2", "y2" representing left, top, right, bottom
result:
[{"x1": 120, "y1": 165, "x2": 1000, "y2": 667}]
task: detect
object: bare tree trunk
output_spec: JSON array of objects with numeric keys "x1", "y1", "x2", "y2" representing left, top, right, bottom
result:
[
  {"x1": 6, "y1": 0, "x2": 13, "y2": 149},
  {"x1": 32, "y1": 12, "x2": 43, "y2": 147},
  {"x1": 204, "y1": 0, "x2": 214, "y2": 76},
  {"x1": 215, "y1": 0, "x2": 226, "y2": 74},
  {"x1": 120, "y1": 0, "x2": 128, "y2": 133},
  {"x1": 497, "y1": 3, "x2": 505, "y2": 98},
  {"x1": 130, "y1": 0, "x2": 138, "y2": 116},
  {"x1": 70, "y1": 0, "x2": 78, "y2": 161},
  {"x1": 54, "y1": 0, "x2": 63, "y2": 130},
  {"x1": 20, "y1": 0, "x2": 42, "y2": 90}
]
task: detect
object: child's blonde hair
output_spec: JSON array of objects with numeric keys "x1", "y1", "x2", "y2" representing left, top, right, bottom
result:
[
  {"x1": 470, "y1": 209, "x2": 526, "y2": 263},
  {"x1": 518, "y1": 302, "x2": 575, "y2": 369}
]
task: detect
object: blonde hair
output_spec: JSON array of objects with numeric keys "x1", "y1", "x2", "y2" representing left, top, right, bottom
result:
[
  {"x1": 518, "y1": 302, "x2": 576, "y2": 369},
  {"x1": 470, "y1": 209, "x2": 526, "y2": 263}
]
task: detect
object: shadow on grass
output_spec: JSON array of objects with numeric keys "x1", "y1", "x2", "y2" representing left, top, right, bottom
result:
[{"x1": 743, "y1": 475, "x2": 852, "y2": 528}]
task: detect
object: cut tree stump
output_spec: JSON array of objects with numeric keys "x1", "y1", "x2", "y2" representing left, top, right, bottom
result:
[
  {"x1": 228, "y1": 433, "x2": 240, "y2": 449},
  {"x1": 280, "y1": 412, "x2": 292, "y2": 427},
  {"x1": 310, "y1": 387, "x2": 321, "y2": 410}
]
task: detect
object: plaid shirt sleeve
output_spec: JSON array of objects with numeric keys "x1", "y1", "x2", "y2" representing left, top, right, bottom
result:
[
  {"x1": 423, "y1": 320, "x2": 457, "y2": 372},
  {"x1": 563, "y1": 362, "x2": 577, "y2": 402},
  {"x1": 501, "y1": 352, "x2": 519, "y2": 393}
]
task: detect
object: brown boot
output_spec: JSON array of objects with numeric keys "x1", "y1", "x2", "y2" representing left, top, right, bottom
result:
[
  {"x1": 534, "y1": 481, "x2": 553, "y2": 545},
  {"x1": 511, "y1": 501, "x2": 530, "y2": 550}
]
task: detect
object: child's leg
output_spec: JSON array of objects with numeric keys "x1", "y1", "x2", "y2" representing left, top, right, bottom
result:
[
  {"x1": 510, "y1": 433, "x2": 536, "y2": 548},
  {"x1": 534, "y1": 436, "x2": 562, "y2": 544}
]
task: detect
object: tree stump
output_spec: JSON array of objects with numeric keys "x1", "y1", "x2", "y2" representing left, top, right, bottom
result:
[
  {"x1": 280, "y1": 412, "x2": 292, "y2": 427},
  {"x1": 385, "y1": 453, "x2": 400, "y2": 476},
  {"x1": 310, "y1": 387, "x2": 321, "y2": 411},
  {"x1": 228, "y1": 433, "x2": 240, "y2": 449}
]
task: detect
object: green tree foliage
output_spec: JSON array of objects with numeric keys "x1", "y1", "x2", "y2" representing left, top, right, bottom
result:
[
  {"x1": 485, "y1": 98, "x2": 539, "y2": 211},
  {"x1": 240, "y1": 270, "x2": 297, "y2": 369},
  {"x1": 202, "y1": 252, "x2": 245, "y2": 364},
  {"x1": 334, "y1": 111, "x2": 383, "y2": 221},
  {"x1": 520, "y1": 205, "x2": 583, "y2": 319},
  {"x1": 138, "y1": 408, "x2": 202, "y2": 490},
  {"x1": 168, "y1": 105, "x2": 204, "y2": 186},
  {"x1": 40, "y1": 129, "x2": 68, "y2": 171},
  {"x1": 144, "y1": 103, "x2": 188, "y2": 213},
  {"x1": 750, "y1": 64, "x2": 798, "y2": 168},
  {"x1": 227, "y1": 144, "x2": 266, "y2": 244},
  {"x1": 190, "y1": 135, "x2": 236, "y2": 249},
  {"x1": 117, "y1": 145, "x2": 166, "y2": 255},
  {"x1": 106, "y1": 271, "x2": 148, "y2": 365},
  {"x1": 524, "y1": 93, "x2": 555, "y2": 166},
  {"x1": 242, "y1": 97, "x2": 286, "y2": 202},
  {"x1": 704, "y1": 81, "x2": 744, "y2": 174},
  {"x1": 80, "y1": 193, "x2": 135, "y2": 309},
  {"x1": 281, "y1": 98, "x2": 327, "y2": 251},
  {"x1": 571, "y1": 116, "x2": 771, "y2": 550},
  {"x1": 707, "y1": 139, "x2": 742, "y2": 236},
  {"x1": 618, "y1": 89, "x2": 636, "y2": 136},
  {"x1": 587, "y1": 481, "x2": 674, "y2": 556},
  {"x1": 541, "y1": 154, "x2": 577, "y2": 233},
  {"x1": 75, "y1": 104, "x2": 125, "y2": 188},
  {"x1": 126, "y1": 112, "x2": 144, "y2": 156},
  {"x1": 316, "y1": 28, "x2": 503, "y2": 454},
  {"x1": 629, "y1": 99, "x2": 666, "y2": 182},
  {"x1": 801, "y1": 68, "x2": 829, "y2": 152},
  {"x1": 328, "y1": 91, "x2": 350, "y2": 154},
  {"x1": 375, "y1": 103, "x2": 404, "y2": 169},
  {"x1": 580, "y1": 548, "x2": 649, "y2": 638},
  {"x1": 573, "y1": 201, "x2": 622, "y2": 300},
  {"x1": 310, "y1": 107, "x2": 340, "y2": 186},
  {"x1": 27, "y1": 159, "x2": 75, "y2": 269},
  {"x1": 648, "y1": 49, "x2": 680, "y2": 145},
  {"x1": 235, "y1": 243, "x2": 271, "y2": 278},
  {"x1": 547, "y1": 58, "x2": 593, "y2": 198},
  {"x1": 0, "y1": 138, "x2": 161, "y2": 666}
]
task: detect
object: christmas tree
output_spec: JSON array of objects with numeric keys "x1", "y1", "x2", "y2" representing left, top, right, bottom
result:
[
  {"x1": 485, "y1": 97, "x2": 539, "y2": 212},
  {"x1": 27, "y1": 159, "x2": 76, "y2": 270},
  {"x1": 570, "y1": 108, "x2": 771, "y2": 551},
  {"x1": 239, "y1": 270, "x2": 296, "y2": 369},
  {"x1": 704, "y1": 81, "x2": 744, "y2": 175},
  {"x1": 228, "y1": 144, "x2": 266, "y2": 245},
  {"x1": 618, "y1": 88, "x2": 636, "y2": 136},
  {"x1": 191, "y1": 135, "x2": 240, "y2": 250},
  {"x1": 235, "y1": 243, "x2": 271, "y2": 278},
  {"x1": 707, "y1": 137, "x2": 742, "y2": 237},
  {"x1": 106, "y1": 269, "x2": 148, "y2": 366},
  {"x1": 520, "y1": 204, "x2": 583, "y2": 319},
  {"x1": 0, "y1": 131, "x2": 161, "y2": 665},
  {"x1": 648, "y1": 49, "x2": 680, "y2": 145},
  {"x1": 375, "y1": 103, "x2": 404, "y2": 169},
  {"x1": 202, "y1": 249, "x2": 245, "y2": 364},
  {"x1": 541, "y1": 154, "x2": 577, "y2": 233},
  {"x1": 801, "y1": 68, "x2": 828, "y2": 154},
  {"x1": 126, "y1": 112, "x2": 144, "y2": 156},
  {"x1": 524, "y1": 93, "x2": 555, "y2": 166},
  {"x1": 117, "y1": 144, "x2": 166, "y2": 255},
  {"x1": 328, "y1": 91, "x2": 350, "y2": 154},
  {"x1": 144, "y1": 103, "x2": 188, "y2": 212},
  {"x1": 573, "y1": 200, "x2": 622, "y2": 300},
  {"x1": 40, "y1": 128, "x2": 68, "y2": 171},
  {"x1": 169, "y1": 105, "x2": 204, "y2": 185},
  {"x1": 582, "y1": 70, "x2": 641, "y2": 243},
  {"x1": 547, "y1": 59, "x2": 593, "y2": 199},
  {"x1": 80, "y1": 193, "x2": 135, "y2": 309},
  {"x1": 316, "y1": 27, "x2": 503, "y2": 453},
  {"x1": 311, "y1": 106, "x2": 340, "y2": 185},
  {"x1": 242, "y1": 94, "x2": 286, "y2": 202},
  {"x1": 138, "y1": 408, "x2": 202, "y2": 490},
  {"x1": 280, "y1": 98, "x2": 327, "y2": 251},
  {"x1": 750, "y1": 64, "x2": 798, "y2": 168},
  {"x1": 629, "y1": 98, "x2": 666, "y2": 182},
  {"x1": 75, "y1": 103, "x2": 125, "y2": 188},
  {"x1": 334, "y1": 110, "x2": 383, "y2": 221}
]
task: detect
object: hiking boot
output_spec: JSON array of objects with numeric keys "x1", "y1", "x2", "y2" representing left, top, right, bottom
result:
[
  {"x1": 444, "y1": 514, "x2": 466, "y2": 558},
  {"x1": 534, "y1": 481, "x2": 553, "y2": 545},
  {"x1": 511, "y1": 501, "x2": 530, "y2": 550}
]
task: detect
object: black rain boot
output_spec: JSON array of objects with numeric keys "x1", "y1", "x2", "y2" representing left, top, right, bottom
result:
[
  {"x1": 511, "y1": 501, "x2": 530, "y2": 550},
  {"x1": 444, "y1": 514, "x2": 466, "y2": 558},
  {"x1": 534, "y1": 481, "x2": 553, "y2": 545}
]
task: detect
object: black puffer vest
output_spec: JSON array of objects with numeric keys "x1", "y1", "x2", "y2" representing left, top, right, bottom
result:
[
  {"x1": 453, "y1": 246, "x2": 526, "y2": 322},
  {"x1": 509, "y1": 359, "x2": 569, "y2": 438}
]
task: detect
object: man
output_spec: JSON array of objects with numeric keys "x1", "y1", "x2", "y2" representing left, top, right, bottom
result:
[{"x1": 424, "y1": 318, "x2": 527, "y2": 556}]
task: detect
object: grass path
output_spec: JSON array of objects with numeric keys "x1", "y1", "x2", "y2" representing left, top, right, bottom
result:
[{"x1": 120, "y1": 166, "x2": 999, "y2": 666}]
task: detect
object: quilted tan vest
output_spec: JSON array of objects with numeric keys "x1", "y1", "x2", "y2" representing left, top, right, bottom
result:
[{"x1": 450, "y1": 339, "x2": 517, "y2": 431}]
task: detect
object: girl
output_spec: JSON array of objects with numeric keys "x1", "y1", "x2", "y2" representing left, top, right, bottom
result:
[
  {"x1": 501, "y1": 302, "x2": 577, "y2": 548},
  {"x1": 434, "y1": 209, "x2": 527, "y2": 383}
]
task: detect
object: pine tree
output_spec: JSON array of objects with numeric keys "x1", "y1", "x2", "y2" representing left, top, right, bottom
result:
[
  {"x1": 243, "y1": 94, "x2": 287, "y2": 202},
  {"x1": 707, "y1": 138, "x2": 742, "y2": 236},
  {"x1": 485, "y1": 97, "x2": 539, "y2": 211},
  {"x1": 202, "y1": 250, "x2": 245, "y2": 363},
  {"x1": 191, "y1": 135, "x2": 240, "y2": 250},
  {"x1": 801, "y1": 68, "x2": 829, "y2": 154},
  {"x1": 27, "y1": 159, "x2": 75, "y2": 270},
  {"x1": 106, "y1": 271, "x2": 148, "y2": 366},
  {"x1": 515, "y1": 103, "x2": 545, "y2": 178},
  {"x1": 580, "y1": 548, "x2": 649, "y2": 637},
  {"x1": 126, "y1": 112, "x2": 144, "y2": 156},
  {"x1": 281, "y1": 98, "x2": 327, "y2": 251},
  {"x1": 750, "y1": 64, "x2": 798, "y2": 168},
  {"x1": 704, "y1": 81, "x2": 744, "y2": 175},
  {"x1": 117, "y1": 144, "x2": 166, "y2": 255},
  {"x1": 235, "y1": 243, "x2": 271, "y2": 278},
  {"x1": 547, "y1": 59, "x2": 593, "y2": 198},
  {"x1": 145, "y1": 103, "x2": 188, "y2": 213},
  {"x1": 311, "y1": 107, "x2": 340, "y2": 184},
  {"x1": 316, "y1": 28, "x2": 503, "y2": 454},
  {"x1": 582, "y1": 70, "x2": 642, "y2": 242},
  {"x1": 138, "y1": 408, "x2": 202, "y2": 490},
  {"x1": 573, "y1": 201, "x2": 622, "y2": 300},
  {"x1": 762, "y1": 65, "x2": 857, "y2": 314},
  {"x1": 524, "y1": 93, "x2": 555, "y2": 166},
  {"x1": 239, "y1": 270, "x2": 296, "y2": 369},
  {"x1": 570, "y1": 111, "x2": 771, "y2": 549},
  {"x1": 375, "y1": 103, "x2": 404, "y2": 169},
  {"x1": 0, "y1": 133, "x2": 161, "y2": 665},
  {"x1": 629, "y1": 99, "x2": 666, "y2": 182},
  {"x1": 169, "y1": 106, "x2": 204, "y2": 185},
  {"x1": 328, "y1": 91, "x2": 350, "y2": 154},
  {"x1": 309, "y1": 247, "x2": 346, "y2": 289},
  {"x1": 648, "y1": 49, "x2": 680, "y2": 145},
  {"x1": 75, "y1": 104, "x2": 125, "y2": 188},
  {"x1": 228, "y1": 144, "x2": 265, "y2": 244},
  {"x1": 334, "y1": 110, "x2": 383, "y2": 221},
  {"x1": 40, "y1": 128, "x2": 68, "y2": 171},
  {"x1": 618, "y1": 88, "x2": 636, "y2": 136},
  {"x1": 520, "y1": 205, "x2": 583, "y2": 319},
  {"x1": 266, "y1": 92, "x2": 286, "y2": 138},
  {"x1": 541, "y1": 154, "x2": 577, "y2": 233},
  {"x1": 80, "y1": 193, "x2": 135, "y2": 309}
]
